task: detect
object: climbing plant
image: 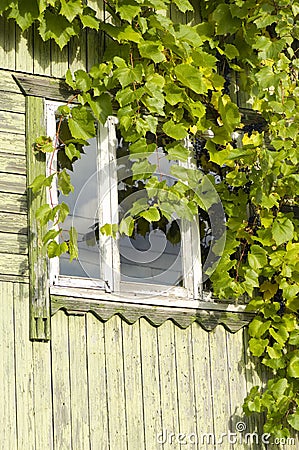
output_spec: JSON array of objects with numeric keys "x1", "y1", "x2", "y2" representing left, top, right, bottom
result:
[{"x1": 1, "y1": 0, "x2": 299, "y2": 437}]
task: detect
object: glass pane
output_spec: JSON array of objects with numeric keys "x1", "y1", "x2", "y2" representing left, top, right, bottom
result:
[
  {"x1": 117, "y1": 137, "x2": 183, "y2": 286},
  {"x1": 58, "y1": 135, "x2": 101, "y2": 279}
]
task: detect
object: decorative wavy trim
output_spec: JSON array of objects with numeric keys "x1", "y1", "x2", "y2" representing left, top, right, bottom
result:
[{"x1": 51, "y1": 295, "x2": 254, "y2": 332}]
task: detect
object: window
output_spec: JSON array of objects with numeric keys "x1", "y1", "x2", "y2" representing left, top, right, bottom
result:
[{"x1": 46, "y1": 101, "x2": 207, "y2": 300}]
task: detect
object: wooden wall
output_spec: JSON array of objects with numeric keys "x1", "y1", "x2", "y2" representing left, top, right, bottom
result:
[
  {"x1": 0, "y1": 70, "x2": 28, "y2": 281},
  {"x1": 0, "y1": 0, "x2": 104, "y2": 77},
  {"x1": 1, "y1": 279, "x2": 271, "y2": 450},
  {"x1": 0, "y1": 8, "x2": 297, "y2": 450}
]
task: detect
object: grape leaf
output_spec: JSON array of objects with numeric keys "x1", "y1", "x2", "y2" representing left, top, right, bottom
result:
[
  {"x1": 39, "y1": 10, "x2": 78, "y2": 49},
  {"x1": 272, "y1": 217, "x2": 294, "y2": 246}
]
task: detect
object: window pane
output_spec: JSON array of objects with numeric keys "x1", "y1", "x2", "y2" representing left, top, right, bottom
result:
[
  {"x1": 58, "y1": 136, "x2": 101, "y2": 279},
  {"x1": 117, "y1": 138, "x2": 184, "y2": 286}
]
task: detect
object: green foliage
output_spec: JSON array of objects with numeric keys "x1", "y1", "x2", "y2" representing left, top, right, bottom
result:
[
  {"x1": 4, "y1": 0, "x2": 299, "y2": 437},
  {"x1": 0, "y1": 0, "x2": 98, "y2": 49}
]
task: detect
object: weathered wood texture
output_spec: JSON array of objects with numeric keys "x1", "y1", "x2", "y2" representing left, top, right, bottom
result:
[
  {"x1": 0, "y1": 2, "x2": 104, "y2": 77},
  {"x1": 0, "y1": 71, "x2": 28, "y2": 281},
  {"x1": 1, "y1": 0, "x2": 152, "y2": 95},
  {"x1": 0, "y1": 72, "x2": 28, "y2": 282},
  {"x1": 0, "y1": 282, "x2": 53, "y2": 450},
  {"x1": 26, "y1": 96, "x2": 50, "y2": 341},
  {"x1": 1, "y1": 281, "x2": 299, "y2": 449},
  {"x1": 13, "y1": 73, "x2": 75, "y2": 102},
  {"x1": 51, "y1": 292, "x2": 254, "y2": 332},
  {"x1": 51, "y1": 310, "x2": 286, "y2": 450}
]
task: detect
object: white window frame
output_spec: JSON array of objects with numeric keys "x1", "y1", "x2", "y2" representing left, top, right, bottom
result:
[{"x1": 46, "y1": 100, "x2": 203, "y2": 300}]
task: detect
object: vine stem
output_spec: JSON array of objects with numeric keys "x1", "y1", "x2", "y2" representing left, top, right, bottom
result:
[{"x1": 48, "y1": 94, "x2": 78, "y2": 208}]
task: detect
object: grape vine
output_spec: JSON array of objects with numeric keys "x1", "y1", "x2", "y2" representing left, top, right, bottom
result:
[{"x1": 1, "y1": 0, "x2": 299, "y2": 436}]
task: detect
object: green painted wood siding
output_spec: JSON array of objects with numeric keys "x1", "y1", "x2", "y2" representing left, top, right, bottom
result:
[
  {"x1": 2, "y1": 280, "x2": 298, "y2": 449},
  {"x1": 0, "y1": 71, "x2": 28, "y2": 282},
  {"x1": 0, "y1": 1, "x2": 104, "y2": 77},
  {"x1": 0, "y1": 1, "x2": 198, "y2": 78}
]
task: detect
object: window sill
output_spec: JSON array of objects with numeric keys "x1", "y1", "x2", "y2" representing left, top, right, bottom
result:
[{"x1": 50, "y1": 284, "x2": 254, "y2": 332}]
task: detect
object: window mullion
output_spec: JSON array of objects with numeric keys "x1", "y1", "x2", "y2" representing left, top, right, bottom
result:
[
  {"x1": 98, "y1": 117, "x2": 120, "y2": 292},
  {"x1": 107, "y1": 117, "x2": 120, "y2": 291},
  {"x1": 180, "y1": 217, "x2": 202, "y2": 299}
]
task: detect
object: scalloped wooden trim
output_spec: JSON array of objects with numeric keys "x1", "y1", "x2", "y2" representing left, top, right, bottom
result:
[{"x1": 51, "y1": 295, "x2": 254, "y2": 333}]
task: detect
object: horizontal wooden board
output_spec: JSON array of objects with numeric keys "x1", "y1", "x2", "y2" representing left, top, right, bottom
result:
[
  {"x1": 0, "y1": 111, "x2": 25, "y2": 134},
  {"x1": 0, "y1": 192, "x2": 27, "y2": 214},
  {"x1": 0, "y1": 232, "x2": 28, "y2": 254},
  {"x1": 0, "y1": 172, "x2": 26, "y2": 194},
  {"x1": 51, "y1": 294, "x2": 254, "y2": 332},
  {"x1": 0, "y1": 273, "x2": 29, "y2": 283},
  {"x1": 0, "y1": 132, "x2": 26, "y2": 155},
  {"x1": 0, "y1": 153, "x2": 26, "y2": 174},
  {"x1": 0, "y1": 71, "x2": 21, "y2": 94},
  {"x1": 0, "y1": 91, "x2": 25, "y2": 114},
  {"x1": 0, "y1": 252, "x2": 28, "y2": 277},
  {"x1": 0, "y1": 212, "x2": 27, "y2": 234}
]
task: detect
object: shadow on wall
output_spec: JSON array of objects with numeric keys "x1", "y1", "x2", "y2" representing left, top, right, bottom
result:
[{"x1": 0, "y1": 16, "x2": 104, "y2": 76}]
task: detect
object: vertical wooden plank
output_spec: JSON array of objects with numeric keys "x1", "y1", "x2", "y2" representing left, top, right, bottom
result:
[
  {"x1": 86, "y1": 313, "x2": 109, "y2": 450},
  {"x1": 51, "y1": 42, "x2": 69, "y2": 78},
  {"x1": 243, "y1": 327, "x2": 265, "y2": 450},
  {"x1": 13, "y1": 282, "x2": 35, "y2": 450},
  {"x1": 122, "y1": 320, "x2": 145, "y2": 450},
  {"x1": 191, "y1": 322, "x2": 214, "y2": 450},
  {"x1": 51, "y1": 310, "x2": 72, "y2": 449},
  {"x1": 104, "y1": 315, "x2": 127, "y2": 450},
  {"x1": 32, "y1": 340, "x2": 54, "y2": 450},
  {"x1": 69, "y1": 33, "x2": 87, "y2": 72},
  {"x1": 26, "y1": 96, "x2": 50, "y2": 341},
  {"x1": 175, "y1": 325, "x2": 197, "y2": 447},
  {"x1": 86, "y1": 0, "x2": 104, "y2": 70},
  {"x1": 33, "y1": 24, "x2": 51, "y2": 75},
  {"x1": 169, "y1": 4, "x2": 187, "y2": 24},
  {"x1": 0, "y1": 16, "x2": 16, "y2": 70},
  {"x1": 86, "y1": 29, "x2": 101, "y2": 70},
  {"x1": 68, "y1": 314, "x2": 90, "y2": 450},
  {"x1": 226, "y1": 329, "x2": 248, "y2": 450},
  {"x1": 209, "y1": 326, "x2": 232, "y2": 448},
  {"x1": 0, "y1": 281, "x2": 17, "y2": 449},
  {"x1": 187, "y1": 0, "x2": 201, "y2": 25},
  {"x1": 15, "y1": 27, "x2": 34, "y2": 73},
  {"x1": 157, "y1": 320, "x2": 180, "y2": 450},
  {"x1": 139, "y1": 318, "x2": 162, "y2": 449}
]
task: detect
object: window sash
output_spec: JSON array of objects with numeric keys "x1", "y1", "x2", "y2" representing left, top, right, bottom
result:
[
  {"x1": 46, "y1": 101, "x2": 203, "y2": 299},
  {"x1": 98, "y1": 117, "x2": 203, "y2": 299}
]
